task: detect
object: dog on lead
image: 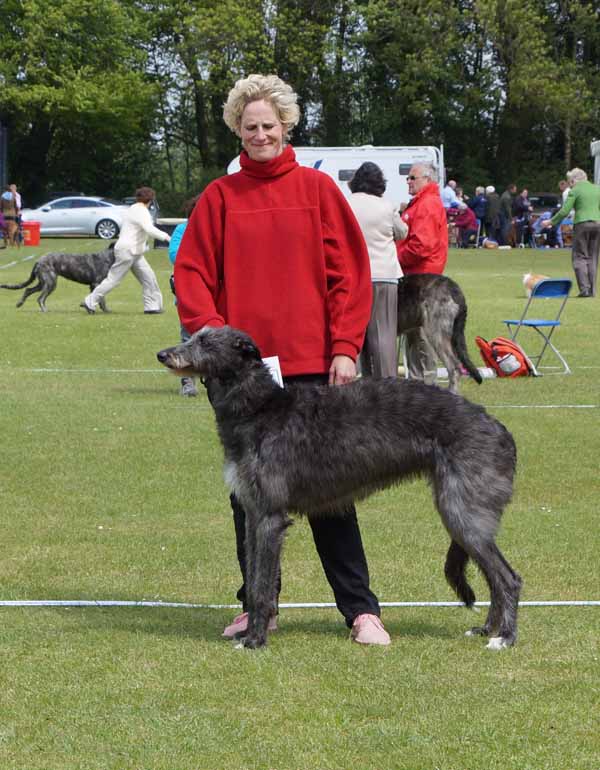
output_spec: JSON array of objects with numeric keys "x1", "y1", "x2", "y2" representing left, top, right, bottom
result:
[
  {"x1": 398, "y1": 273, "x2": 482, "y2": 393},
  {"x1": 157, "y1": 326, "x2": 521, "y2": 651},
  {"x1": 0, "y1": 243, "x2": 116, "y2": 312}
]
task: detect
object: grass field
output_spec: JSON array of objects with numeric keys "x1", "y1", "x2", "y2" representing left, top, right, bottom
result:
[{"x1": 0, "y1": 239, "x2": 598, "y2": 770}]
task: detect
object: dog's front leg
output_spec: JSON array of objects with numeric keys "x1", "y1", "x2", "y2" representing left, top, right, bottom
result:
[{"x1": 244, "y1": 510, "x2": 287, "y2": 649}]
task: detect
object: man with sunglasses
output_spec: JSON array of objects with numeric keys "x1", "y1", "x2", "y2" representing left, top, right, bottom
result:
[{"x1": 396, "y1": 163, "x2": 448, "y2": 384}]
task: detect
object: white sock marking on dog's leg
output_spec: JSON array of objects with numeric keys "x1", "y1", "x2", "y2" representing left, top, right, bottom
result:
[{"x1": 486, "y1": 636, "x2": 508, "y2": 650}]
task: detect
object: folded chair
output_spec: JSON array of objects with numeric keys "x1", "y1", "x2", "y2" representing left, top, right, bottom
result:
[{"x1": 503, "y1": 278, "x2": 572, "y2": 374}]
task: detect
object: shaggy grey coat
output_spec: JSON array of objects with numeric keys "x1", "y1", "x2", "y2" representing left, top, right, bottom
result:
[
  {"x1": 0, "y1": 243, "x2": 115, "y2": 311},
  {"x1": 398, "y1": 273, "x2": 482, "y2": 393},
  {"x1": 157, "y1": 326, "x2": 521, "y2": 651}
]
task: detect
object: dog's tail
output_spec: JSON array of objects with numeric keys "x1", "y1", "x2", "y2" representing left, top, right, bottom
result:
[
  {"x1": 451, "y1": 300, "x2": 483, "y2": 384},
  {"x1": 0, "y1": 262, "x2": 38, "y2": 290},
  {"x1": 444, "y1": 540, "x2": 476, "y2": 607}
]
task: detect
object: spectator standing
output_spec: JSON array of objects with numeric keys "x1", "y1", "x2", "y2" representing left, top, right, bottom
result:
[
  {"x1": 558, "y1": 179, "x2": 570, "y2": 205},
  {"x1": 175, "y1": 73, "x2": 390, "y2": 646},
  {"x1": 499, "y1": 183, "x2": 517, "y2": 245},
  {"x1": 542, "y1": 168, "x2": 600, "y2": 297},
  {"x1": 0, "y1": 186, "x2": 19, "y2": 247},
  {"x1": 396, "y1": 163, "x2": 448, "y2": 384},
  {"x1": 168, "y1": 195, "x2": 200, "y2": 396},
  {"x1": 9, "y1": 183, "x2": 21, "y2": 212},
  {"x1": 484, "y1": 185, "x2": 501, "y2": 242},
  {"x1": 512, "y1": 188, "x2": 533, "y2": 245},
  {"x1": 468, "y1": 186, "x2": 488, "y2": 231},
  {"x1": 81, "y1": 187, "x2": 169, "y2": 314},
  {"x1": 348, "y1": 162, "x2": 407, "y2": 378},
  {"x1": 440, "y1": 179, "x2": 466, "y2": 210}
]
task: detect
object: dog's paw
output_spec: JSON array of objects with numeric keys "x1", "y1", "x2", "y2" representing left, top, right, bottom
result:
[
  {"x1": 465, "y1": 626, "x2": 489, "y2": 637},
  {"x1": 242, "y1": 635, "x2": 267, "y2": 650},
  {"x1": 486, "y1": 636, "x2": 512, "y2": 650}
]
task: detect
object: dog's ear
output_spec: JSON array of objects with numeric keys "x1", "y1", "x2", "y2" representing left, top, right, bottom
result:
[{"x1": 234, "y1": 336, "x2": 261, "y2": 360}]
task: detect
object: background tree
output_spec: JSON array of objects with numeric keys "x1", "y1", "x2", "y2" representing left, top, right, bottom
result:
[
  {"x1": 0, "y1": 0, "x2": 157, "y2": 205},
  {"x1": 1, "y1": 0, "x2": 598, "y2": 209}
]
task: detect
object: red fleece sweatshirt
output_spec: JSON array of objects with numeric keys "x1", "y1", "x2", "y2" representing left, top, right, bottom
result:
[
  {"x1": 174, "y1": 145, "x2": 372, "y2": 376},
  {"x1": 396, "y1": 182, "x2": 448, "y2": 274}
]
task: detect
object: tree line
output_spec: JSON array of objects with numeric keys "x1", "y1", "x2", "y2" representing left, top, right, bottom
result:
[{"x1": 1, "y1": 0, "x2": 598, "y2": 213}]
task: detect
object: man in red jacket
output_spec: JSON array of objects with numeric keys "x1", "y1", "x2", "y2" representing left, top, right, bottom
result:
[{"x1": 397, "y1": 163, "x2": 448, "y2": 384}]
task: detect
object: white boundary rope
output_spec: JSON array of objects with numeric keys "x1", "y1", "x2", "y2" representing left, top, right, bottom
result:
[{"x1": 1, "y1": 599, "x2": 598, "y2": 609}]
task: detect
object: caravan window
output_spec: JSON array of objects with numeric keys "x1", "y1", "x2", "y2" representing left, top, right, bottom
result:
[
  {"x1": 398, "y1": 164, "x2": 412, "y2": 175},
  {"x1": 338, "y1": 169, "x2": 357, "y2": 181}
]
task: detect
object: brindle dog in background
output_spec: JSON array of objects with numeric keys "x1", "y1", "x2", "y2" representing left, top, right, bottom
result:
[
  {"x1": 0, "y1": 242, "x2": 115, "y2": 312},
  {"x1": 157, "y1": 326, "x2": 522, "y2": 652},
  {"x1": 398, "y1": 273, "x2": 483, "y2": 393}
]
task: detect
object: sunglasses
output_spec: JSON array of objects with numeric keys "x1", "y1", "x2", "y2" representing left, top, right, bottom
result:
[{"x1": 407, "y1": 175, "x2": 426, "y2": 181}]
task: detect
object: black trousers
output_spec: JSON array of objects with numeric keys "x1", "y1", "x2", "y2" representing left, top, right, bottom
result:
[{"x1": 230, "y1": 373, "x2": 381, "y2": 628}]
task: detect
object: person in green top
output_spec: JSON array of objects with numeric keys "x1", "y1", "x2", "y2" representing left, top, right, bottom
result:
[{"x1": 542, "y1": 168, "x2": 600, "y2": 297}]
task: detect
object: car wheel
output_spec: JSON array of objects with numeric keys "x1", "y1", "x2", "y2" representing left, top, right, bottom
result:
[{"x1": 96, "y1": 219, "x2": 119, "y2": 239}]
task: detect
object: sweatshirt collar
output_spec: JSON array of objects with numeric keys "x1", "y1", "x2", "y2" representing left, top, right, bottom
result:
[{"x1": 239, "y1": 144, "x2": 298, "y2": 179}]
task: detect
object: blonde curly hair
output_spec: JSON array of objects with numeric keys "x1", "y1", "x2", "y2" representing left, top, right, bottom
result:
[{"x1": 223, "y1": 74, "x2": 301, "y2": 140}]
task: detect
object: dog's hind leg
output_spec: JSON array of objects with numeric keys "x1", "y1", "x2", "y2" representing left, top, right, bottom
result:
[
  {"x1": 435, "y1": 473, "x2": 520, "y2": 648},
  {"x1": 462, "y1": 540, "x2": 521, "y2": 648},
  {"x1": 37, "y1": 275, "x2": 58, "y2": 312},
  {"x1": 430, "y1": 328, "x2": 462, "y2": 393},
  {"x1": 444, "y1": 539, "x2": 476, "y2": 607},
  {"x1": 16, "y1": 281, "x2": 43, "y2": 308},
  {"x1": 243, "y1": 510, "x2": 290, "y2": 649}
]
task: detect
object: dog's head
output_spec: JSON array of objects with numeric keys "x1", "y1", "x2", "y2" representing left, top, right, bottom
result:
[{"x1": 157, "y1": 325, "x2": 262, "y2": 379}]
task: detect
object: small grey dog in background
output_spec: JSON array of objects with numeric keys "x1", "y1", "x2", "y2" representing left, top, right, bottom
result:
[
  {"x1": 157, "y1": 326, "x2": 521, "y2": 651},
  {"x1": 0, "y1": 242, "x2": 115, "y2": 312}
]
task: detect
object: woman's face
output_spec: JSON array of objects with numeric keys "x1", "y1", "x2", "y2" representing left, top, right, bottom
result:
[{"x1": 240, "y1": 99, "x2": 284, "y2": 162}]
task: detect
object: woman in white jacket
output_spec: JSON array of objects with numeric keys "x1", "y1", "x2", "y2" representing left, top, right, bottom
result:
[
  {"x1": 348, "y1": 163, "x2": 407, "y2": 378},
  {"x1": 81, "y1": 187, "x2": 170, "y2": 314}
]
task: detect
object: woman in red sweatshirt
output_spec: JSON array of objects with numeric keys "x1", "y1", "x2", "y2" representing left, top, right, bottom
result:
[{"x1": 174, "y1": 74, "x2": 390, "y2": 646}]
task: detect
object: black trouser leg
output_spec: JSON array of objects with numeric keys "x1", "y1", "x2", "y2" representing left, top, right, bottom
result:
[{"x1": 308, "y1": 507, "x2": 380, "y2": 627}]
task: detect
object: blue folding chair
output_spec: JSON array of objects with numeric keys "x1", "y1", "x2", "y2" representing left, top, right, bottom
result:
[{"x1": 503, "y1": 278, "x2": 572, "y2": 375}]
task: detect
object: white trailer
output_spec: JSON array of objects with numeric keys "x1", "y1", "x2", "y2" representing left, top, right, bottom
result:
[{"x1": 227, "y1": 145, "x2": 445, "y2": 206}]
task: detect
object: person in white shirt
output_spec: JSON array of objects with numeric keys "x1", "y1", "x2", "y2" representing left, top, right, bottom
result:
[
  {"x1": 441, "y1": 179, "x2": 466, "y2": 210},
  {"x1": 81, "y1": 187, "x2": 170, "y2": 314},
  {"x1": 348, "y1": 162, "x2": 408, "y2": 378}
]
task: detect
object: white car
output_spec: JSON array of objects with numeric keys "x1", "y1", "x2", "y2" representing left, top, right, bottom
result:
[{"x1": 21, "y1": 196, "x2": 129, "y2": 239}]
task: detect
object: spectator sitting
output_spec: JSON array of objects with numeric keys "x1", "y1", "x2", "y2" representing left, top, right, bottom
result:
[
  {"x1": 454, "y1": 206, "x2": 479, "y2": 247},
  {"x1": 532, "y1": 211, "x2": 559, "y2": 248}
]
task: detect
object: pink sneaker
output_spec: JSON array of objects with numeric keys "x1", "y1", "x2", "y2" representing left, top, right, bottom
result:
[
  {"x1": 350, "y1": 614, "x2": 391, "y2": 646},
  {"x1": 221, "y1": 612, "x2": 278, "y2": 639}
]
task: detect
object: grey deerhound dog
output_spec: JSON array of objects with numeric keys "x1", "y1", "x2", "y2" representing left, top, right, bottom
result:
[
  {"x1": 0, "y1": 242, "x2": 115, "y2": 312},
  {"x1": 157, "y1": 326, "x2": 521, "y2": 651},
  {"x1": 398, "y1": 273, "x2": 482, "y2": 393}
]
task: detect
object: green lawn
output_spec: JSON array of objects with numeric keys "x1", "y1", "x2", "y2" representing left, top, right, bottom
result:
[{"x1": 0, "y1": 239, "x2": 598, "y2": 769}]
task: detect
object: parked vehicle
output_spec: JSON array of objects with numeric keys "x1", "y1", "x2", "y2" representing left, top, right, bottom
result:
[
  {"x1": 227, "y1": 145, "x2": 445, "y2": 205},
  {"x1": 529, "y1": 193, "x2": 560, "y2": 215},
  {"x1": 21, "y1": 196, "x2": 128, "y2": 239}
]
